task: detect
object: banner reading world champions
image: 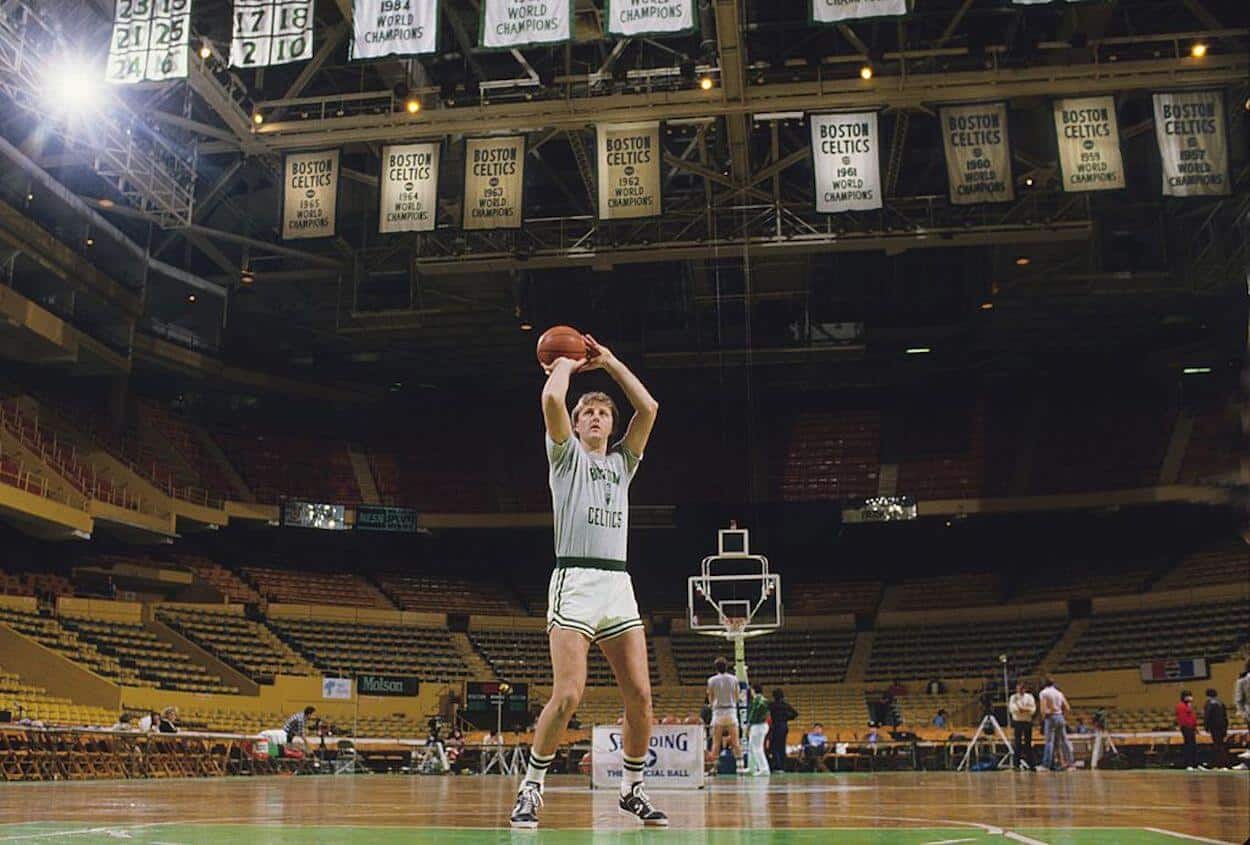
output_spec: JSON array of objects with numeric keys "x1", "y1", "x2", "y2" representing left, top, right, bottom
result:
[
  {"x1": 463, "y1": 136, "x2": 525, "y2": 230},
  {"x1": 480, "y1": 0, "x2": 571, "y2": 49},
  {"x1": 940, "y1": 102, "x2": 1014, "y2": 205},
  {"x1": 1053, "y1": 95, "x2": 1125, "y2": 192},
  {"x1": 350, "y1": 0, "x2": 438, "y2": 59},
  {"x1": 597, "y1": 122, "x2": 662, "y2": 220},
  {"x1": 1152, "y1": 91, "x2": 1229, "y2": 197},
  {"x1": 810, "y1": 112, "x2": 882, "y2": 214},
  {"x1": 592, "y1": 724, "x2": 705, "y2": 789},
  {"x1": 379, "y1": 142, "x2": 440, "y2": 233}
]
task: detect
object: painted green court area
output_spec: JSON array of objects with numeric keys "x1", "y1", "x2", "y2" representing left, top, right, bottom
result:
[{"x1": 0, "y1": 825, "x2": 1214, "y2": 844}]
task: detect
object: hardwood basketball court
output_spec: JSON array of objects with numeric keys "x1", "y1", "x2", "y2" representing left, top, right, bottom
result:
[{"x1": 0, "y1": 772, "x2": 1245, "y2": 844}]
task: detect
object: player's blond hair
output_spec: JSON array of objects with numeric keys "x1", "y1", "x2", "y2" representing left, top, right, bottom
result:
[{"x1": 571, "y1": 391, "x2": 618, "y2": 439}]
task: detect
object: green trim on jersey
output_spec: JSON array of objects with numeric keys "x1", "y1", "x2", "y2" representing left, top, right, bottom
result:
[{"x1": 556, "y1": 557, "x2": 628, "y2": 571}]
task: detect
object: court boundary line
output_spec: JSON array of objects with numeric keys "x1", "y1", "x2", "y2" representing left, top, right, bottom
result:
[{"x1": 1143, "y1": 827, "x2": 1238, "y2": 845}]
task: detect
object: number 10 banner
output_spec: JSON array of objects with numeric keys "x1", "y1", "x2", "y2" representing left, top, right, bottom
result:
[
  {"x1": 106, "y1": 0, "x2": 191, "y2": 84},
  {"x1": 232, "y1": 0, "x2": 315, "y2": 68}
]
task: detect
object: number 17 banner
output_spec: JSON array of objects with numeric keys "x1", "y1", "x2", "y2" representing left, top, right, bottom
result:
[{"x1": 232, "y1": 0, "x2": 315, "y2": 68}]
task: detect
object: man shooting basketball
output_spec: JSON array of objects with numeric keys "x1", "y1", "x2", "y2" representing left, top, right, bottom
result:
[{"x1": 511, "y1": 333, "x2": 667, "y2": 829}]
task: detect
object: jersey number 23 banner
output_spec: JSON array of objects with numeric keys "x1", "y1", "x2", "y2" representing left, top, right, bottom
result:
[
  {"x1": 350, "y1": 0, "x2": 438, "y2": 59},
  {"x1": 106, "y1": 0, "x2": 191, "y2": 84},
  {"x1": 283, "y1": 150, "x2": 339, "y2": 240},
  {"x1": 379, "y1": 143, "x2": 440, "y2": 233},
  {"x1": 597, "y1": 123, "x2": 662, "y2": 220},
  {"x1": 810, "y1": 112, "x2": 882, "y2": 214},
  {"x1": 1152, "y1": 91, "x2": 1229, "y2": 197}
]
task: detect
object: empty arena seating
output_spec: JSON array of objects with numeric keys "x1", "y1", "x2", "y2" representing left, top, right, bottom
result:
[
  {"x1": 1058, "y1": 600, "x2": 1249, "y2": 672},
  {"x1": 895, "y1": 401, "x2": 985, "y2": 500},
  {"x1": 1030, "y1": 395, "x2": 1171, "y2": 494},
  {"x1": 775, "y1": 410, "x2": 881, "y2": 501},
  {"x1": 469, "y1": 627, "x2": 659, "y2": 687},
  {"x1": 1010, "y1": 566, "x2": 1156, "y2": 603},
  {"x1": 866, "y1": 616, "x2": 1068, "y2": 681},
  {"x1": 58, "y1": 616, "x2": 239, "y2": 694},
  {"x1": 1153, "y1": 544, "x2": 1249, "y2": 591},
  {"x1": 173, "y1": 556, "x2": 261, "y2": 604},
  {"x1": 214, "y1": 430, "x2": 361, "y2": 504},
  {"x1": 241, "y1": 567, "x2": 393, "y2": 609},
  {"x1": 0, "y1": 570, "x2": 73, "y2": 599},
  {"x1": 171, "y1": 707, "x2": 428, "y2": 737},
  {"x1": 375, "y1": 573, "x2": 521, "y2": 615},
  {"x1": 156, "y1": 606, "x2": 316, "y2": 683},
  {"x1": 881, "y1": 574, "x2": 1004, "y2": 612},
  {"x1": 0, "y1": 665, "x2": 116, "y2": 726},
  {"x1": 787, "y1": 580, "x2": 882, "y2": 616},
  {"x1": 1179, "y1": 400, "x2": 1239, "y2": 484},
  {"x1": 0, "y1": 605, "x2": 145, "y2": 686},
  {"x1": 669, "y1": 628, "x2": 856, "y2": 685},
  {"x1": 268, "y1": 617, "x2": 469, "y2": 681}
]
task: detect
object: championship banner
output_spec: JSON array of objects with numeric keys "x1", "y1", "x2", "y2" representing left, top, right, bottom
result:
[
  {"x1": 1140, "y1": 658, "x2": 1209, "y2": 683},
  {"x1": 811, "y1": 0, "x2": 907, "y2": 24},
  {"x1": 606, "y1": 0, "x2": 695, "y2": 37},
  {"x1": 106, "y1": 0, "x2": 191, "y2": 84},
  {"x1": 350, "y1": 0, "x2": 438, "y2": 59},
  {"x1": 940, "y1": 102, "x2": 1015, "y2": 205},
  {"x1": 231, "y1": 0, "x2": 314, "y2": 68},
  {"x1": 463, "y1": 136, "x2": 525, "y2": 230},
  {"x1": 597, "y1": 122, "x2": 662, "y2": 220},
  {"x1": 592, "y1": 724, "x2": 705, "y2": 789},
  {"x1": 1152, "y1": 91, "x2": 1229, "y2": 197},
  {"x1": 282, "y1": 150, "x2": 339, "y2": 240},
  {"x1": 810, "y1": 112, "x2": 882, "y2": 214},
  {"x1": 480, "y1": 0, "x2": 572, "y2": 49},
  {"x1": 1053, "y1": 96, "x2": 1125, "y2": 192},
  {"x1": 379, "y1": 143, "x2": 440, "y2": 233}
]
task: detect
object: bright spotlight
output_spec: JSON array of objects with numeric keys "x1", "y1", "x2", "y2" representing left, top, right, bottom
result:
[
  {"x1": 405, "y1": 98, "x2": 421, "y2": 114},
  {"x1": 860, "y1": 64, "x2": 873, "y2": 80},
  {"x1": 1190, "y1": 42, "x2": 1207, "y2": 58},
  {"x1": 44, "y1": 61, "x2": 103, "y2": 115},
  {"x1": 699, "y1": 76, "x2": 714, "y2": 91}
]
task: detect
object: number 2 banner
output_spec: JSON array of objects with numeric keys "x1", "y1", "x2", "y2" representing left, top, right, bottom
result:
[
  {"x1": 232, "y1": 0, "x2": 315, "y2": 68},
  {"x1": 106, "y1": 0, "x2": 191, "y2": 84}
]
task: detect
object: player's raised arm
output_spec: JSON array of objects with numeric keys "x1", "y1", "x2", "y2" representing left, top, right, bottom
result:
[
  {"x1": 582, "y1": 335, "x2": 658, "y2": 457},
  {"x1": 540, "y1": 357, "x2": 583, "y2": 444}
]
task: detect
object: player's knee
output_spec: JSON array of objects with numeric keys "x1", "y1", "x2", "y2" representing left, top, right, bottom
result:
[{"x1": 549, "y1": 687, "x2": 582, "y2": 716}]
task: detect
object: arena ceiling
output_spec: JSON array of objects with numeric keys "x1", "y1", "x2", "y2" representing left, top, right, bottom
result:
[{"x1": 0, "y1": 0, "x2": 1246, "y2": 394}]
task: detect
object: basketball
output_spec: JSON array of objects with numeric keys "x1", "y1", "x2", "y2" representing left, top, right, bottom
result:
[{"x1": 536, "y1": 325, "x2": 588, "y2": 367}]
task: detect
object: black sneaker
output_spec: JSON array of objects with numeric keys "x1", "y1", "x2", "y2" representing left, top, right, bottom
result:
[
  {"x1": 510, "y1": 781, "x2": 543, "y2": 829},
  {"x1": 619, "y1": 782, "x2": 669, "y2": 827}
]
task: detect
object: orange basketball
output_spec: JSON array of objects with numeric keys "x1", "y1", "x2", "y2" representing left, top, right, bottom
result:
[{"x1": 536, "y1": 325, "x2": 588, "y2": 367}]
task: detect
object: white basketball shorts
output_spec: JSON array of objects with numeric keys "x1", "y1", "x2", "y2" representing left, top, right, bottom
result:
[{"x1": 546, "y1": 566, "x2": 643, "y2": 643}]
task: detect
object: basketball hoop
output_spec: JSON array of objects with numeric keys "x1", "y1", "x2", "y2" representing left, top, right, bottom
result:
[{"x1": 723, "y1": 616, "x2": 749, "y2": 638}]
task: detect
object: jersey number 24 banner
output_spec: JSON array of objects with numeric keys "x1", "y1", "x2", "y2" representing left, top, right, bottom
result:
[{"x1": 106, "y1": 0, "x2": 190, "y2": 84}]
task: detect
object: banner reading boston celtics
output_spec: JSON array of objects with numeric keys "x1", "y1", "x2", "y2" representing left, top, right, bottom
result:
[
  {"x1": 1053, "y1": 96, "x2": 1125, "y2": 192},
  {"x1": 350, "y1": 0, "x2": 438, "y2": 59},
  {"x1": 940, "y1": 102, "x2": 1014, "y2": 205},
  {"x1": 379, "y1": 142, "x2": 440, "y2": 233},
  {"x1": 811, "y1": 0, "x2": 907, "y2": 24},
  {"x1": 1152, "y1": 91, "x2": 1229, "y2": 197},
  {"x1": 597, "y1": 122, "x2": 662, "y2": 220},
  {"x1": 283, "y1": 150, "x2": 338, "y2": 239},
  {"x1": 810, "y1": 112, "x2": 882, "y2": 214},
  {"x1": 606, "y1": 0, "x2": 695, "y2": 37},
  {"x1": 480, "y1": 0, "x2": 571, "y2": 49},
  {"x1": 463, "y1": 136, "x2": 525, "y2": 230}
]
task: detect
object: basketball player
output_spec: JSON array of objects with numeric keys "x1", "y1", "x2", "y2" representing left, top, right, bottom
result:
[
  {"x1": 510, "y1": 334, "x2": 666, "y2": 829},
  {"x1": 706, "y1": 657, "x2": 742, "y2": 771}
]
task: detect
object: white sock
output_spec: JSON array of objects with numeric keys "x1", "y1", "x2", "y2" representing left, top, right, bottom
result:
[
  {"x1": 620, "y1": 754, "x2": 645, "y2": 795},
  {"x1": 523, "y1": 750, "x2": 554, "y2": 788}
]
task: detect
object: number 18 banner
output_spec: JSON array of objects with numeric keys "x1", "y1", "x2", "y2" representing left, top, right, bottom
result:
[
  {"x1": 106, "y1": 0, "x2": 191, "y2": 84},
  {"x1": 232, "y1": 0, "x2": 315, "y2": 68}
]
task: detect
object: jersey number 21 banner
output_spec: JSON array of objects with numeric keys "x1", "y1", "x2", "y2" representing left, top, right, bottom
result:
[
  {"x1": 606, "y1": 0, "x2": 695, "y2": 37},
  {"x1": 810, "y1": 112, "x2": 882, "y2": 214},
  {"x1": 480, "y1": 0, "x2": 571, "y2": 49},
  {"x1": 283, "y1": 150, "x2": 339, "y2": 240},
  {"x1": 350, "y1": 0, "x2": 438, "y2": 59},
  {"x1": 379, "y1": 143, "x2": 440, "y2": 233},
  {"x1": 811, "y1": 0, "x2": 907, "y2": 24},
  {"x1": 1053, "y1": 96, "x2": 1125, "y2": 192},
  {"x1": 106, "y1": 0, "x2": 191, "y2": 84},
  {"x1": 1152, "y1": 91, "x2": 1229, "y2": 197},
  {"x1": 597, "y1": 123, "x2": 662, "y2": 220}
]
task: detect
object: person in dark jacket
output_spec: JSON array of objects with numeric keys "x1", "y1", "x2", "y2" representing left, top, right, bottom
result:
[
  {"x1": 767, "y1": 688, "x2": 798, "y2": 773},
  {"x1": 1175, "y1": 690, "x2": 1198, "y2": 770},
  {"x1": 1203, "y1": 688, "x2": 1229, "y2": 770}
]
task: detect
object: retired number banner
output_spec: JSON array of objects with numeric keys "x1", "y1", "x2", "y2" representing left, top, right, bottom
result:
[
  {"x1": 606, "y1": 0, "x2": 695, "y2": 37},
  {"x1": 350, "y1": 0, "x2": 438, "y2": 59},
  {"x1": 811, "y1": 0, "x2": 907, "y2": 24},
  {"x1": 283, "y1": 150, "x2": 339, "y2": 240},
  {"x1": 379, "y1": 143, "x2": 440, "y2": 233},
  {"x1": 1053, "y1": 96, "x2": 1125, "y2": 192},
  {"x1": 597, "y1": 123, "x2": 662, "y2": 220},
  {"x1": 480, "y1": 0, "x2": 571, "y2": 49},
  {"x1": 463, "y1": 136, "x2": 525, "y2": 230},
  {"x1": 232, "y1": 0, "x2": 314, "y2": 67},
  {"x1": 106, "y1": 0, "x2": 191, "y2": 84},
  {"x1": 1152, "y1": 91, "x2": 1229, "y2": 197},
  {"x1": 810, "y1": 112, "x2": 882, "y2": 214},
  {"x1": 940, "y1": 103, "x2": 1014, "y2": 205}
]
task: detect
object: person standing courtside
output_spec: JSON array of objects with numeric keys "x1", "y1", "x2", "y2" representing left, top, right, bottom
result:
[
  {"x1": 1203, "y1": 688, "x2": 1229, "y2": 770},
  {"x1": 768, "y1": 688, "x2": 798, "y2": 774},
  {"x1": 745, "y1": 684, "x2": 770, "y2": 777},
  {"x1": 1009, "y1": 681, "x2": 1037, "y2": 771},
  {"x1": 1234, "y1": 658, "x2": 1250, "y2": 768},
  {"x1": 1039, "y1": 679, "x2": 1073, "y2": 771},
  {"x1": 1176, "y1": 690, "x2": 1199, "y2": 770},
  {"x1": 707, "y1": 658, "x2": 742, "y2": 771}
]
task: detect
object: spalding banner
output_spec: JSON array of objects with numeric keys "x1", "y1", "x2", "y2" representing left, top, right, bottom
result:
[
  {"x1": 606, "y1": 0, "x2": 695, "y2": 37},
  {"x1": 283, "y1": 150, "x2": 339, "y2": 240},
  {"x1": 480, "y1": 0, "x2": 571, "y2": 49},
  {"x1": 350, "y1": 0, "x2": 438, "y2": 59},
  {"x1": 379, "y1": 142, "x2": 440, "y2": 233},
  {"x1": 463, "y1": 136, "x2": 525, "y2": 230},
  {"x1": 592, "y1": 724, "x2": 705, "y2": 789},
  {"x1": 1053, "y1": 95, "x2": 1125, "y2": 192},
  {"x1": 597, "y1": 122, "x2": 662, "y2": 220},
  {"x1": 940, "y1": 102, "x2": 1014, "y2": 205},
  {"x1": 810, "y1": 112, "x2": 882, "y2": 214},
  {"x1": 1152, "y1": 91, "x2": 1229, "y2": 197},
  {"x1": 811, "y1": 0, "x2": 907, "y2": 24}
]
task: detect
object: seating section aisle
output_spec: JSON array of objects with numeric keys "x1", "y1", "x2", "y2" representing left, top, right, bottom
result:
[
  {"x1": 135, "y1": 401, "x2": 234, "y2": 502},
  {"x1": 375, "y1": 574, "x2": 520, "y2": 615},
  {"x1": 470, "y1": 628, "x2": 659, "y2": 687},
  {"x1": 175, "y1": 556, "x2": 261, "y2": 604},
  {"x1": 669, "y1": 629, "x2": 856, "y2": 685},
  {"x1": 0, "y1": 606, "x2": 145, "y2": 686},
  {"x1": 1153, "y1": 545, "x2": 1249, "y2": 591},
  {"x1": 157, "y1": 607, "x2": 316, "y2": 683},
  {"x1": 1058, "y1": 600, "x2": 1249, "y2": 672},
  {"x1": 268, "y1": 618, "x2": 469, "y2": 682},
  {"x1": 242, "y1": 567, "x2": 393, "y2": 609},
  {"x1": 59, "y1": 617, "x2": 238, "y2": 694},
  {"x1": 0, "y1": 665, "x2": 116, "y2": 726},
  {"x1": 866, "y1": 617, "x2": 1068, "y2": 681}
]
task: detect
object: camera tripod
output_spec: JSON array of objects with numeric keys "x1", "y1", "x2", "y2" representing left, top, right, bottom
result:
[{"x1": 957, "y1": 714, "x2": 1014, "y2": 772}]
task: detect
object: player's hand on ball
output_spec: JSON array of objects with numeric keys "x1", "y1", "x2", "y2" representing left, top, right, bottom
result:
[
  {"x1": 542, "y1": 356, "x2": 587, "y2": 376},
  {"x1": 581, "y1": 334, "x2": 615, "y2": 371}
]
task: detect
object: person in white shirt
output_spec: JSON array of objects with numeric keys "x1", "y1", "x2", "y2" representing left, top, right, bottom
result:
[
  {"x1": 1008, "y1": 681, "x2": 1037, "y2": 770},
  {"x1": 1038, "y1": 679, "x2": 1073, "y2": 771},
  {"x1": 706, "y1": 658, "x2": 742, "y2": 770}
]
